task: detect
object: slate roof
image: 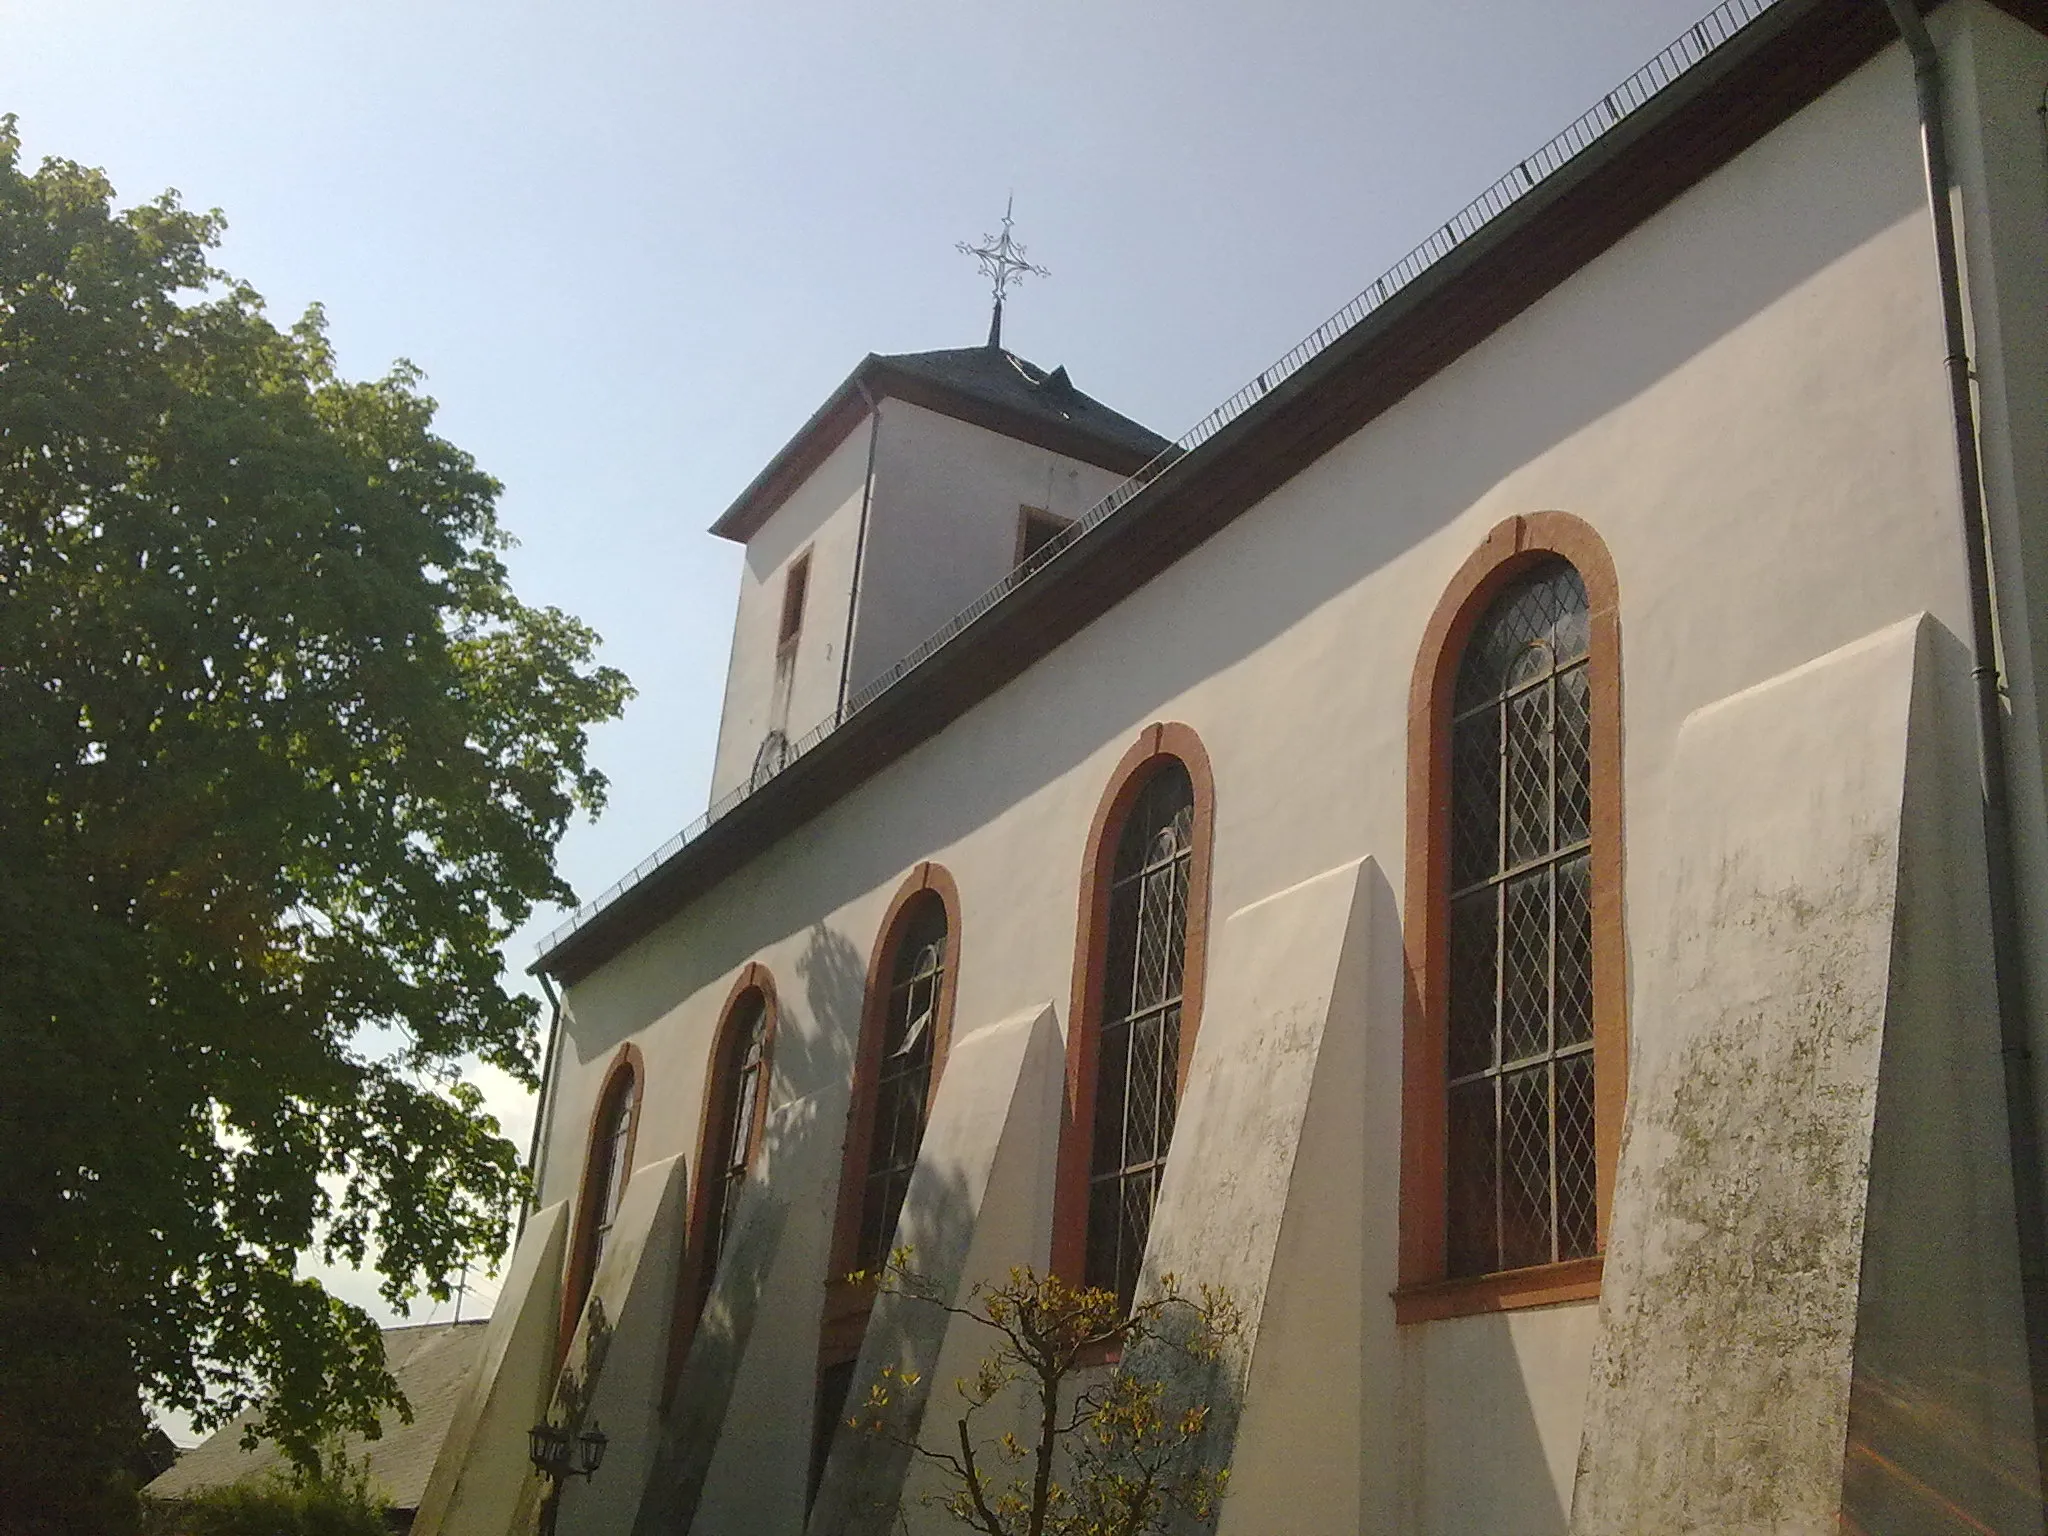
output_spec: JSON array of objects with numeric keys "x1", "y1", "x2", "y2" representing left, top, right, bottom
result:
[
  {"x1": 876, "y1": 346, "x2": 1171, "y2": 464},
  {"x1": 708, "y1": 344, "x2": 1171, "y2": 542},
  {"x1": 145, "y1": 1320, "x2": 490, "y2": 1515}
]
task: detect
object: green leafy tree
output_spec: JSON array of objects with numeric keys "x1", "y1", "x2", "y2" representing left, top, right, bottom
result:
[
  {"x1": 0, "y1": 113, "x2": 631, "y2": 1511},
  {"x1": 852, "y1": 1261, "x2": 1242, "y2": 1536}
]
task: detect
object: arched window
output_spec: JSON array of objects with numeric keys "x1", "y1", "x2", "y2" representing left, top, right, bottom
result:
[
  {"x1": 827, "y1": 866, "x2": 961, "y2": 1286},
  {"x1": 1447, "y1": 559, "x2": 1594, "y2": 1274},
  {"x1": 1053, "y1": 725, "x2": 1215, "y2": 1315},
  {"x1": 675, "y1": 965, "x2": 778, "y2": 1357},
  {"x1": 706, "y1": 987, "x2": 773, "y2": 1278},
  {"x1": 561, "y1": 1045, "x2": 642, "y2": 1353},
  {"x1": 814, "y1": 864, "x2": 962, "y2": 1508},
  {"x1": 855, "y1": 894, "x2": 948, "y2": 1271},
  {"x1": 1399, "y1": 514, "x2": 1625, "y2": 1322}
]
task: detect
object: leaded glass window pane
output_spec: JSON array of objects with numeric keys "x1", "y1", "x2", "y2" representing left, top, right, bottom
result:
[
  {"x1": 589, "y1": 1077, "x2": 636, "y2": 1275},
  {"x1": 1086, "y1": 763, "x2": 1194, "y2": 1312},
  {"x1": 707, "y1": 991, "x2": 769, "y2": 1281},
  {"x1": 1444, "y1": 559, "x2": 1596, "y2": 1277},
  {"x1": 854, "y1": 896, "x2": 947, "y2": 1273}
]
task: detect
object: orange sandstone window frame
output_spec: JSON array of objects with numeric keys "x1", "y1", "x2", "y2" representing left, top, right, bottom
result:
[
  {"x1": 1051, "y1": 723, "x2": 1216, "y2": 1309},
  {"x1": 559, "y1": 1041, "x2": 644, "y2": 1362},
  {"x1": 1396, "y1": 512, "x2": 1626, "y2": 1325}
]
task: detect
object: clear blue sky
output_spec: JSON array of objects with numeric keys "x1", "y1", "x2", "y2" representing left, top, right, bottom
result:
[{"x1": 7, "y1": 0, "x2": 1716, "y2": 1352}]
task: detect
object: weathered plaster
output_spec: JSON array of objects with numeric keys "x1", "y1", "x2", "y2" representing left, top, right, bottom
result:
[{"x1": 1568, "y1": 616, "x2": 2038, "y2": 1532}]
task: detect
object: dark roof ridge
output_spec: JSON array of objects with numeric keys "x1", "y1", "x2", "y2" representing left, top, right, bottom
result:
[{"x1": 708, "y1": 345, "x2": 1169, "y2": 544}]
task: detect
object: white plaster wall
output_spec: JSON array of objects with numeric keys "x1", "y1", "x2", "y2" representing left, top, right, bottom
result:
[
  {"x1": 848, "y1": 398, "x2": 1129, "y2": 694},
  {"x1": 526, "y1": 29, "x2": 2017, "y2": 1534},
  {"x1": 708, "y1": 421, "x2": 871, "y2": 805}
]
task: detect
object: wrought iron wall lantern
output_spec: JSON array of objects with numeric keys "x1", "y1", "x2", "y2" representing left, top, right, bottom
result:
[{"x1": 528, "y1": 1418, "x2": 607, "y2": 1535}]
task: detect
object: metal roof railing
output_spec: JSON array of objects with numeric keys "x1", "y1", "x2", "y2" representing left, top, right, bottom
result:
[{"x1": 537, "y1": 0, "x2": 1781, "y2": 964}]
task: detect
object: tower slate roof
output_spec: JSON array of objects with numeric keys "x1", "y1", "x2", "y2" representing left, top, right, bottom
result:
[
  {"x1": 709, "y1": 345, "x2": 1170, "y2": 543},
  {"x1": 874, "y1": 346, "x2": 1170, "y2": 464}
]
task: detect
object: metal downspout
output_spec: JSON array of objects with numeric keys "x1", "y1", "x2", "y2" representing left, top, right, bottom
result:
[
  {"x1": 838, "y1": 378, "x2": 883, "y2": 721},
  {"x1": 520, "y1": 968, "x2": 567, "y2": 1243},
  {"x1": 1881, "y1": 0, "x2": 2048, "y2": 1496}
]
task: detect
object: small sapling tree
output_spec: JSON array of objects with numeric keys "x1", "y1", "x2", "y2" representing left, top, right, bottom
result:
[{"x1": 849, "y1": 1255, "x2": 1242, "y2": 1536}]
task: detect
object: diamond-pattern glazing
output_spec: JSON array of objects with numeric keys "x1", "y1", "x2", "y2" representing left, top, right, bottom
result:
[
  {"x1": 1134, "y1": 869, "x2": 1172, "y2": 1010},
  {"x1": 1455, "y1": 559, "x2": 1589, "y2": 709},
  {"x1": 1555, "y1": 665, "x2": 1591, "y2": 846},
  {"x1": 1556, "y1": 1050, "x2": 1598, "y2": 1259},
  {"x1": 1555, "y1": 854, "x2": 1593, "y2": 1049},
  {"x1": 1444, "y1": 559, "x2": 1599, "y2": 1279},
  {"x1": 1504, "y1": 687, "x2": 1552, "y2": 868},
  {"x1": 1088, "y1": 757, "x2": 1196, "y2": 1309},
  {"x1": 1127, "y1": 1014, "x2": 1161, "y2": 1166},
  {"x1": 1500, "y1": 869, "x2": 1550, "y2": 1064},
  {"x1": 1500, "y1": 1064, "x2": 1553, "y2": 1270}
]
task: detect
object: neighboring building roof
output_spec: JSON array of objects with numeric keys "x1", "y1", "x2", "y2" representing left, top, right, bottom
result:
[
  {"x1": 144, "y1": 1321, "x2": 491, "y2": 1515},
  {"x1": 708, "y1": 345, "x2": 1172, "y2": 543},
  {"x1": 537, "y1": 0, "x2": 2048, "y2": 984}
]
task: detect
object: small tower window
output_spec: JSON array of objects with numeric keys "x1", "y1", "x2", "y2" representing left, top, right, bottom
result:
[{"x1": 779, "y1": 551, "x2": 811, "y2": 654}]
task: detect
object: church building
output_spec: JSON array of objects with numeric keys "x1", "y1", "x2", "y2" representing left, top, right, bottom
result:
[{"x1": 417, "y1": 0, "x2": 2048, "y2": 1530}]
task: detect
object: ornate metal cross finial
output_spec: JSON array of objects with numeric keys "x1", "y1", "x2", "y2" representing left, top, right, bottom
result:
[{"x1": 957, "y1": 195, "x2": 1048, "y2": 350}]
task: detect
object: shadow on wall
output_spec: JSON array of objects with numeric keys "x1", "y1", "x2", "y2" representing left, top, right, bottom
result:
[
  {"x1": 793, "y1": 920, "x2": 867, "y2": 1111},
  {"x1": 812, "y1": 1159, "x2": 979, "y2": 1536},
  {"x1": 632, "y1": 919, "x2": 867, "y2": 1535},
  {"x1": 1409, "y1": 1311, "x2": 1575, "y2": 1536}
]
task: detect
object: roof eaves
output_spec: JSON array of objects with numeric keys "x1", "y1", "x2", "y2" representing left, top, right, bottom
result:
[{"x1": 707, "y1": 356, "x2": 880, "y2": 543}]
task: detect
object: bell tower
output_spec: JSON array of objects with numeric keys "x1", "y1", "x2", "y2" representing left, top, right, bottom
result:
[{"x1": 703, "y1": 342, "x2": 1168, "y2": 806}]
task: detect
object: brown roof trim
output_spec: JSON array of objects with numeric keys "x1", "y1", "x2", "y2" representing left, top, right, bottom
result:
[
  {"x1": 708, "y1": 355, "x2": 1164, "y2": 544},
  {"x1": 542, "y1": 0, "x2": 2036, "y2": 983}
]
